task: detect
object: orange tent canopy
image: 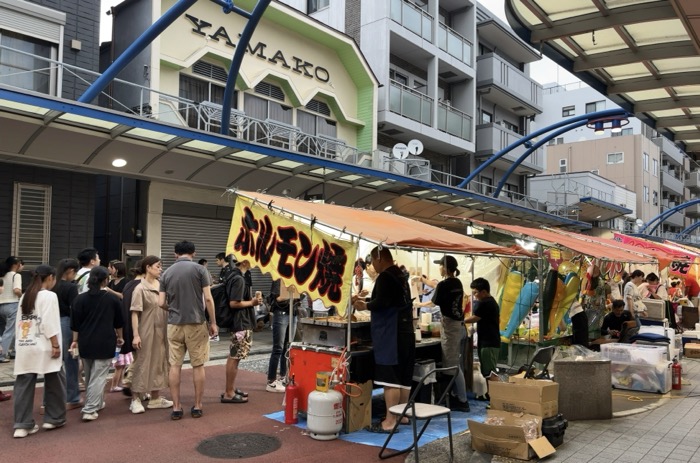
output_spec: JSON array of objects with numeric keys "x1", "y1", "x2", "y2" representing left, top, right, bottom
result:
[
  {"x1": 236, "y1": 191, "x2": 530, "y2": 257},
  {"x1": 467, "y1": 219, "x2": 657, "y2": 264}
]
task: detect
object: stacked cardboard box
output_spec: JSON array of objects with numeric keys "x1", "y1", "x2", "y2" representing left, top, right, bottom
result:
[{"x1": 468, "y1": 376, "x2": 558, "y2": 460}]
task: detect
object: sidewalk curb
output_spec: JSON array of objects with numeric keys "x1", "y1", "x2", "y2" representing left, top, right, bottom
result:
[{"x1": 0, "y1": 348, "x2": 273, "y2": 388}]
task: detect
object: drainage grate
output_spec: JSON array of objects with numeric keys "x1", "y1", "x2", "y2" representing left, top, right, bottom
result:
[{"x1": 197, "y1": 433, "x2": 281, "y2": 459}]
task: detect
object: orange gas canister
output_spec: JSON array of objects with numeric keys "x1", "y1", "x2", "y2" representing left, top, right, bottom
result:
[
  {"x1": 284, "y1": 375, "x2": 300, "y2": 424},
  {"x1": 672, "y1": 358, "x2": 682, "y2": 390}
]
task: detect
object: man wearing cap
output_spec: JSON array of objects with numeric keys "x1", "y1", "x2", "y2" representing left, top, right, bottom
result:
[
  {"x1": 415, "y1": 255, "x2": 469, "y2": 412},
  {"x1": 159, "y1": 240, "x2": 217, "y2": 419},
  {"x1": 353, "y1": 246, "x2": 415, "y2": 433},
  {"x1": 221, "y1": 256, "x2": 262, "y2": 403}
]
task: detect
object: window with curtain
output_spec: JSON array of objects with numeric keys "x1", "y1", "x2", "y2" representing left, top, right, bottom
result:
[
  {"x1": 0, "y1": 30, "x2": 55, "y2": 95},
  {"x1": 179, "y1": 74, "x2": 233, "y2": 130},
  {"x1": 308, "y1": 0, "x2": 330, "y2": 14}
]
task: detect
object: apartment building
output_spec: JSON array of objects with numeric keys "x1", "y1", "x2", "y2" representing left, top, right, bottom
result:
[{"x1": 538, "y1": 84, "x2": 691, "y2": 236}]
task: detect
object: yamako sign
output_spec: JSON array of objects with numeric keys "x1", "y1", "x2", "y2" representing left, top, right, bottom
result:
[{"x1": 227, "y1": 195, "x2": 357, "y2": 314}]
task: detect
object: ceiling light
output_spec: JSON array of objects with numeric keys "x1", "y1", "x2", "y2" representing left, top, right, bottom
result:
[
  {"x1": 112, "y1": 158, "x2": 127, "y2": 167},
  {"x1": 594, "y1": 121, "x2": 604, "y2": 135},
  {"x1": 384, "y1": 205, "x2": 393, "y2": 211}
]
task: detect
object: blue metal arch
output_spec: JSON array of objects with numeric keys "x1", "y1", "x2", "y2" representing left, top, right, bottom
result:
[
  {"x1": 641, "y1": 198, "x2": 700, "y2": 235},
  {"x1": 80, "y1": 0, "x2": 271, "y2": 113},
  {"x1": 681, "y1": 220, "x2": 700, "y2": 236},
  {"x1": 492, "y1": 119, "x2": 589, "y2": 198},
  {"x1": 458, "y1": 108, "x2": 629, "y2": 189}
]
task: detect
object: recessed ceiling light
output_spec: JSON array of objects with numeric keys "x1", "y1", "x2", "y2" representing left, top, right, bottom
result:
[
  {"x1": 384, "y1": 205, "x2": 393, "y2": 211},
  {"x1": 112, "y1": 158, "x2": 127, "y2": 167}
]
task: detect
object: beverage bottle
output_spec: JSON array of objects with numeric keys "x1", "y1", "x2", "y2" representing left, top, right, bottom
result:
[{"x1": 113, "y1": 346, "x2": 121, "y2": 365}]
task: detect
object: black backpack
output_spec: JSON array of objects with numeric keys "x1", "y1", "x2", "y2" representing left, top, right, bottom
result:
[{"x1": 209, "y1": 276, "x2": 235, "y2": 329}]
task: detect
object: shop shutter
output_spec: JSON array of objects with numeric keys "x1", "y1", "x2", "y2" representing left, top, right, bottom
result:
[{"x1": 160, "y1": 215, "x2": 272, "y2": 293}]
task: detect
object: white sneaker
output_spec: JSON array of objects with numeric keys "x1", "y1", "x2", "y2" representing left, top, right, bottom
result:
[
  {"x1": 82, "y1": 412, "x2": 99, "y2": 421},
  {"x1": 147, "y1": 397, "x2": 173, "y2": 409},
  {"x1": 14, "y1": 424, "x2": 39, "y2": 438},
  {"x1": 42, "y1": 422, "x2": 65, "y2": 430},
  {"x1": 130, "y1": 398, "x2": 145, "y2": 414},
  {"x1": 209, "y1": 335, "x2": 220, "y2": 342},
  {"x1": 99, "y1": 401, "x2": 106, "y2": 410},
  {"x1": 266, "y1": 380, "x2": 285, "y2": 393}
]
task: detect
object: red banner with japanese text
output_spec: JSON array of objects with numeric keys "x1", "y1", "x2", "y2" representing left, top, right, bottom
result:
[{"x1": 227, "y1": 195, "x2": 357, "y2": 315}]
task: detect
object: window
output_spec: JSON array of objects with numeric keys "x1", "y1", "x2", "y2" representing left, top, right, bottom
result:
[
  {"x1": 652, "y1": 190, "x2": 659, "y2": 206},
  {"x1": 481, "y1": 110, "x2": 492, "y2": 124},
  {"x1": 643, "y1": 152, "x2": 649, "y2": 172},
  {"x1": 585, "y1": 100, "x2": 605, "y2": 113},
  {"x1": 548, "y1": 137, "x2": 564, "y2": 146},
  {"x1": 0, "y1": 30, "x2": 57, "y2": 95},
  {"x1": 308, "y1": 0, "x2": 330, "y2": 13},
  {"x1": 480, "y1": 176, "x2": 493, "y2": 195},
  {"x1": 607, "y1": 152, "x2": 624, "y2": 164},
  {"x1": 562, "y1": 105, "x2": 575, "y2": 117},
  {"x1": 389, "y1": 69, "x2": 408, "y2": 86},
  {"x1": 653, "y1": 159, "x2": 658, "y2": 177},
  {"x1": 179, "y1": 74, "x2": 229, "y2": 130},
  {"x1": 12, "y1": 183, "x2": 51, "y2": 267},
  {"x1": 244, "y1": 93, "x2": 292, "y2": 124},
  {"x1": 643, "y1": 186, "x2": 649, "y2": 203},
  {"x1": 559, "y1": 159, "x2": 567, "y2": 173},
  {"x1": 502, "y1": 120, "x2": 519, "y2": 133}
]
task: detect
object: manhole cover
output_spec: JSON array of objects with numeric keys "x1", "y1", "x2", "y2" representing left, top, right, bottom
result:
[{"x1": 197, "y1": 433, "x2": 281, "y2": 459}]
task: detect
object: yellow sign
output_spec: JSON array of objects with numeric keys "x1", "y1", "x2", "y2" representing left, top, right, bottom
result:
[{"x1": 227, "y1": 196, "x2": 357, "y2": 315}]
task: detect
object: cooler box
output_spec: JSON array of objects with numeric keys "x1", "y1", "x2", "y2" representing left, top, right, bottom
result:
[
  {"x1": 642, "y1": 299, "x2": 665, "y2": 319},
  {"x1": 600, "y1": 343, "x2": 667, "y2": 364}
]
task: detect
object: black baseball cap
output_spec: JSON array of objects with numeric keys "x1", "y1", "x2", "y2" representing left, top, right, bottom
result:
[{"x1": 434, "y1": 255, "x2": 458, "y2": 271}]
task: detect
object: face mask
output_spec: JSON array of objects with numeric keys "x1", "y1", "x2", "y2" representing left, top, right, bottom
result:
[{"x1": 648, "y1": 284, "x2": 658, "y2": 292}]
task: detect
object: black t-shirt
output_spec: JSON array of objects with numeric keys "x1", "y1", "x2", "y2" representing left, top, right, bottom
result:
[
  {"x1": 71, "y1": 290, "x2": 124, "y2": 359},
  {"x1": 601, "y1": 311, "x2": 634, "y2": 337},
  {"x1": 109, "y1": 278, "x2": 127, "y2": 294},
  {"x1": 432, "y1": 277, "x2": 464, "y2": 321},
  {"x1": 53, "y1": 279, "x2": 78, "y2": 318},
  {"x1": 227, "y1": 267, "x2": 255, "y2": 332},
  {"x1": 473, "y1": 295, "x2": 500, "y2": 348},
  {"x1": 367, "y1": 265, "x2": 413, "y2": 332},
  {"x1": 120, "y1": 279, "x2": 142, "y2": 355}
]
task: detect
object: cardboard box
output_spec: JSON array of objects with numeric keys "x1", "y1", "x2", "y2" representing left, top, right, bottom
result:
[
  {"x1": 489, "y1": 377, "x2": 559, "y2": 418},
  {"x1": 685, "y1": 342, "x2": 700, "y2": 359},
  {"x1": 468, "y1": 410, "x2": 555, "y2": 461}
]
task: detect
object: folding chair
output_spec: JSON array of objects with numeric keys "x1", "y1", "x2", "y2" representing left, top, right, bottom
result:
[
  {"x1": 378, "y1": 366, "x2": 459, "y2": 462},
  {"x1": 522, "y1": 346, "x2": 555, "y2": 379}
]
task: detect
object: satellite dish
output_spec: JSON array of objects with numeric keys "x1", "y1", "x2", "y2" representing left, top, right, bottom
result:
[
  {"x1": 407, "y1": 139, "x2": 424, "y2": 156},
  {"x1": 635, "y1": 218, "x2": 644, "y2": 227},
  {"x1": 392, "y1": 143, "x2": 409, "y2": 160}
]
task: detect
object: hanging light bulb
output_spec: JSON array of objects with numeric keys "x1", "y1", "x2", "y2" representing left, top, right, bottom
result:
[
  {"x1": 594, "y1": 121, "x2": 604, "y2": 135},
  {"x1": 611, "y1": 119, "x2": 622, "y2": 133}
]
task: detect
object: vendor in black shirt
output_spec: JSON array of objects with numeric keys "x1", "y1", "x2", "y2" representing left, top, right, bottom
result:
[
  {"x1": 601, "y1": 299, "x2": 635, "y2": 339},
  {"x1": 464, "y1": 277, "x2": 500, "y2": 382}
]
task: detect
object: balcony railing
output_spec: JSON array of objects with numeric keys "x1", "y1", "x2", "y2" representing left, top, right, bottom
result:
[
  {"x1": 1, "y1": 43, "x2": 576, "y2": 221},
  {"x1": 390, "y1": 0, "x2": 433, "y2": 42},
  {"x1": 438, "y1": 23, "x2": 472, "y2": 65},
  {"x1": 388, "y1": 79, "x2": 433, "y2": 126},
  {"x1": 437, "y1": 102, "x2": 472, "y2": 142},
  {"x1": 476, "y1": 53, "x2": 543, "y2": 112}
]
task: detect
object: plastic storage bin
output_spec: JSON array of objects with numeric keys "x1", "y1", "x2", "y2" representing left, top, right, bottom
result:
[
  {"x1": 610, "y1": 361, "x2": 672, "y2": 394},
  {"x1": 601, "y1": 344, "x2": 667, "y2": 364}
]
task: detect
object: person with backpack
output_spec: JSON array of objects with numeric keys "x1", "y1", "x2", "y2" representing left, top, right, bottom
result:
[
  {"x1": 75, "y1": 248, "x2": 100, "y2": 295},
  {"x1": 220, "y1": 257, "x2": 261, "y2": 404},
  {"x1": 52, "y1": 258, "x2": 81, "y2": 409}
]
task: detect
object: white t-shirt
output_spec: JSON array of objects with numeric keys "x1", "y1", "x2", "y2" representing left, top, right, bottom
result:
[
  {"x1": 0, "y1": 271, "x2": 21, "y2": 304},
  {"x1": 75, "y1": 268, "x2": 90, "y2": 294},
  {"x1": 14, "y1": 289, "x2": 62, "y2": 375},
  {"x1": 623, "y1": 281, "x2": 642, "y2": 314}
]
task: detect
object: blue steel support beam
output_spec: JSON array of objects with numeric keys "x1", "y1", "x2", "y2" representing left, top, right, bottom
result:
[
  {"x1": 493, "y1": 119, "x2": 588, "y2": 198},
  {"x1": 79, "y1": 0, "x2": 198, "y2": 103},
  {"x1": 220, "y1": 0, "x2": 272, "y2": 133},
  {"x1": 642, "y1": 198, "x2": 700, "y2": 234},
  {"x1": 458, "y1": 108, "x2": 629, "y2": 189},
  {"x1": 681, "y1": 221, "x2": 700, "y2": 236}
]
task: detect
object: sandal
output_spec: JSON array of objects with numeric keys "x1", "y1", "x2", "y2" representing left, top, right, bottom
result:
[
  {"x1": 191, "y1": 406, "x2": 203, "y2": 418},
  {"x1": 220, "y1": 393, "x2": 248, "y2": 404},
  {"x1": 171, "y1": 409, "x2": 184, "y2": 420},
  {"x1": 235, "y1": 388, "x2": 249, "y2": 398},
  {"x1": 366, "y1": 422, "x2": 397, "y2": 434}
]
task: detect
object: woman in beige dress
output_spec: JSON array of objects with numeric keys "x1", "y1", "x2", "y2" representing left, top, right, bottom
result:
[{"x1": 128, "y1": 256, "x2": 172, "y2": 414}]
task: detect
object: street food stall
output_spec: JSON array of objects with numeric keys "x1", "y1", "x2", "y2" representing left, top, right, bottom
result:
[{"x1": 225, "y1": 190, "x2": 531, "y2": 432}]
